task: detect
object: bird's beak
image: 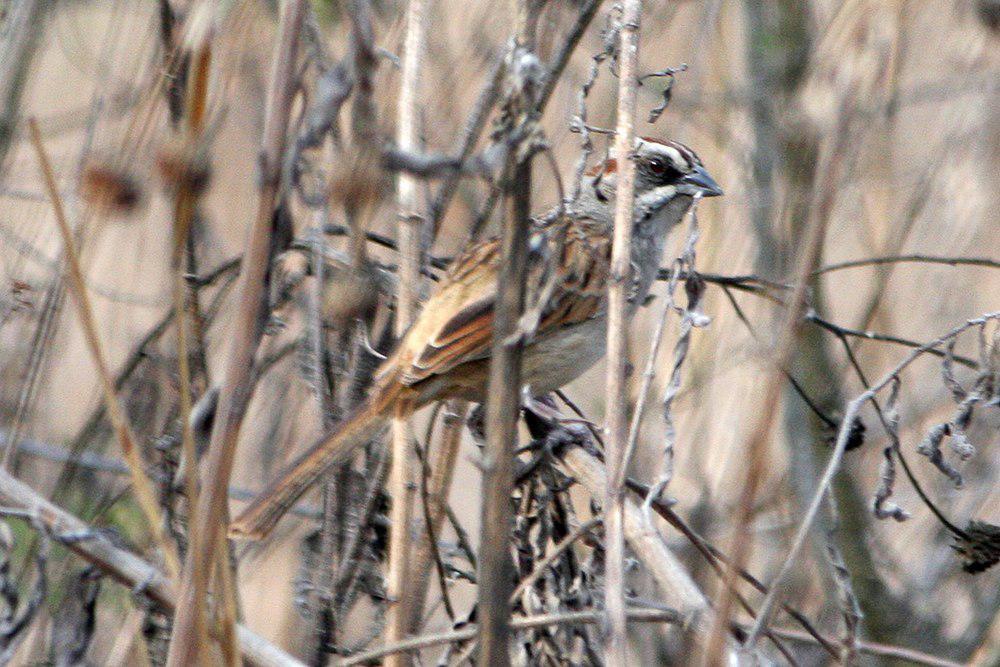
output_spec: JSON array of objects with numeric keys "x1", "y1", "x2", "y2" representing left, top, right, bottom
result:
[{"x1": 680, "y1": 165, "x2": 723, "y2": 197}]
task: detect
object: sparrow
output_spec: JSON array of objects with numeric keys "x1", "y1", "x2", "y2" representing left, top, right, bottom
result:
[{"x1": 230, "y1": 136, "x2": 723, "y2": 539}]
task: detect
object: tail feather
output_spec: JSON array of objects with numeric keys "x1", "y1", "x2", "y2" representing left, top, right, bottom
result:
[{"x1": 229, "y1": 385, "x2": 400, "y2": 540}]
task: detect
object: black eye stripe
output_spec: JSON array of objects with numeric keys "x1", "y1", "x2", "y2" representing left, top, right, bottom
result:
[{"x1": 645, "y1": 156, "x2": 682, "y2": 180}]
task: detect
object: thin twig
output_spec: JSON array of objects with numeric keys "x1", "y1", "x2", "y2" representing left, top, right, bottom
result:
[
  {"x1": 407, "y1": 401, "x2": 469, "y2": 632},
  {"x1": 807, "y1": 313, "x2": 980, "y2": 369},
  {"x1": 705, "y1": 106, "x2": 853, "y2": 664},
  {"x1": 769, "y1": 627, "x2": 963, "y2": 667},
  {"x1": 625, "y1": 476, "x2": 834, "y2": 662},
  {"x1": 510, "y1": 517, "x2": 601, "y2": 603},
  {"x1": 339, "y1": 608, "x2": 683, "y2": 666},
  {"x1": 814, "y1": 254, "x2": 1000, "y2": 275},
  {"x1": 309, "y1": 225, "x2": 339, "y2": 662},
  {"x1": 427, "y1": 52, "x2": 506, "y2": 234}
]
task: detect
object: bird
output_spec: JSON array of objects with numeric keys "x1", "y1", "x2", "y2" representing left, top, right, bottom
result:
[{"x1": 229, "y1": 136, "x2": 723, "y2": 540}]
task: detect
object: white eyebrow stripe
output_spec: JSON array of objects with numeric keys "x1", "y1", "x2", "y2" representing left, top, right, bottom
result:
[
  {"x1": 663, "y1": 146, "x2": 685, "y2": 169},
  {"x1": 642, "y1": 142, "x2": 689, "y2": 171}
]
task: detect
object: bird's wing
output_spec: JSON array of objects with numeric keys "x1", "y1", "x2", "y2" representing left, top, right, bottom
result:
[{"x1": 390, "y1": 219, "x2": 612, "y2": 387}]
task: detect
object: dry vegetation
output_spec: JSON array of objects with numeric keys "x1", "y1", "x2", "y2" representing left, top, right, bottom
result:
[{"x1": 0, "y1": 0, "x2": 998, "y2": 665}]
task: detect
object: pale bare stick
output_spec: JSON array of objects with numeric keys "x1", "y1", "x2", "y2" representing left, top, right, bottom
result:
[
  {"x1": 603, "y1": 0, "x2": 643, "y2": 661},
  {"x1": 385, "y1": 0, "x2": 429, "y2": 659}
]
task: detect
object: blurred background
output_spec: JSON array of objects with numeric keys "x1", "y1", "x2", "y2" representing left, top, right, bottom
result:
[{"x1": 0, "y1": 0, "x2": 997, "y2": 664}]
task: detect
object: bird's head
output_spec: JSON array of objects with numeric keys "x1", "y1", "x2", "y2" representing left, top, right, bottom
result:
[{"x1": 582, "y1": 137, "x2": 723, "y2": 223}]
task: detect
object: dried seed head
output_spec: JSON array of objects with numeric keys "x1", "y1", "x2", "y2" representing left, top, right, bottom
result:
[
  {"x1": 328, "y1": 147, "x2": 389, "y2": 210},
  {"x1": 156, "y1": 140, "x2": 212, "y2": 195},
  {"x1": 80, "y1": 161, "x2": 144, "y2": 215},
  {"x1": 845, "y1": 416, "x2": 866, "y2": 451}
]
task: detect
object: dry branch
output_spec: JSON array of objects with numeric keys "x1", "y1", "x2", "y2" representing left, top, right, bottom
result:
[
  {"x1": 559, "y1": 447, "x2": 710, "y2": 624},
  {"x1": 341, "y1": 608, "x2": 682, "y2": 666}
]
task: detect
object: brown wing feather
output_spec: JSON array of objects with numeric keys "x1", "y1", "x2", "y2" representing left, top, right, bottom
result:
[{"x1": 391, "y1": 219, "x2": 611, "y2": 387}]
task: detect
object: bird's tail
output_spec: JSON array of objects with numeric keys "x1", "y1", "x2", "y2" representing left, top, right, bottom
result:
[{"x1": 229, "y1": 382, "x2": 403, "y2": 540}]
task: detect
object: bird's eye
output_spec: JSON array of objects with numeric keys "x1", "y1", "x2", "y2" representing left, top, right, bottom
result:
[{"x1": 646, "y1": 156, "x2": 680, "y2": 182}]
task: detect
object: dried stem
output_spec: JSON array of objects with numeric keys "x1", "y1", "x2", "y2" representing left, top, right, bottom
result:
[
  {"x1": 165, "y1": 3, "x2": 307, "y2": 664},
  {"x1": 476, "y1": 5, "x2": 541, "y2": 659},
  {"x1": 814, "y1": 254, "x2": 1000, "y2": 275},
  {"x1": 169, "y1": 17, "x2": 214, "y2": 650},
  {"x1": 0, "y1": 0, "x2": 46, "y2": 169},
  {"x1": 385, "y1": 0, "x2": 428, "y2": 660},
  {"x1": 27, "y1": 118, "x2": 180, "y2": 579},
  {"x1": 559, "y1": 446, "x2": 710, "y2": 622},
  {"x1": 341, "y1": 608, "x2": 683, "y2": 666},
  {"x1": 704, "y1": 107, "x2": 852, "y2": 664},
  {"x1": 603, "y1": 0, "x2": 642, "y2": 661},
  {"x1": 428, "y1": 53, "x2": 506, "y2": 234},
  {"x1": 510, "y1": 517, "x2": 601, "y2": 603}
]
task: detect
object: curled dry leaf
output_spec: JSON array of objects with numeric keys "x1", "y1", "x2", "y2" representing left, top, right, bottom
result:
[{"x1": 917, "y1": 423, "x2": 964, "y2": 487}]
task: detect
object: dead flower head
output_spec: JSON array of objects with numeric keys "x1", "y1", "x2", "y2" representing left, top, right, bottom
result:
[
  {"x1": 156, "y1": 139, "x2": 212, "y2": 196},
  {"x1": 80, "y1": 161, "x2": 144, "y2": 215}
]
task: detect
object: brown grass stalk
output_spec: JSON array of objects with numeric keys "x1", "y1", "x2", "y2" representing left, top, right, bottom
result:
[
  {"x1": 27, "y1": 118, "x2": 181, "y2": 580},
  {"x1": 169, "y1": 17, "x2": 213, "y2": 656},
  {"x1": 165, "y1": 2, "x2": 307, "y2": 664},
  {"x1": 603, "y1": 0, "x2": 642, "y2": 661}
]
